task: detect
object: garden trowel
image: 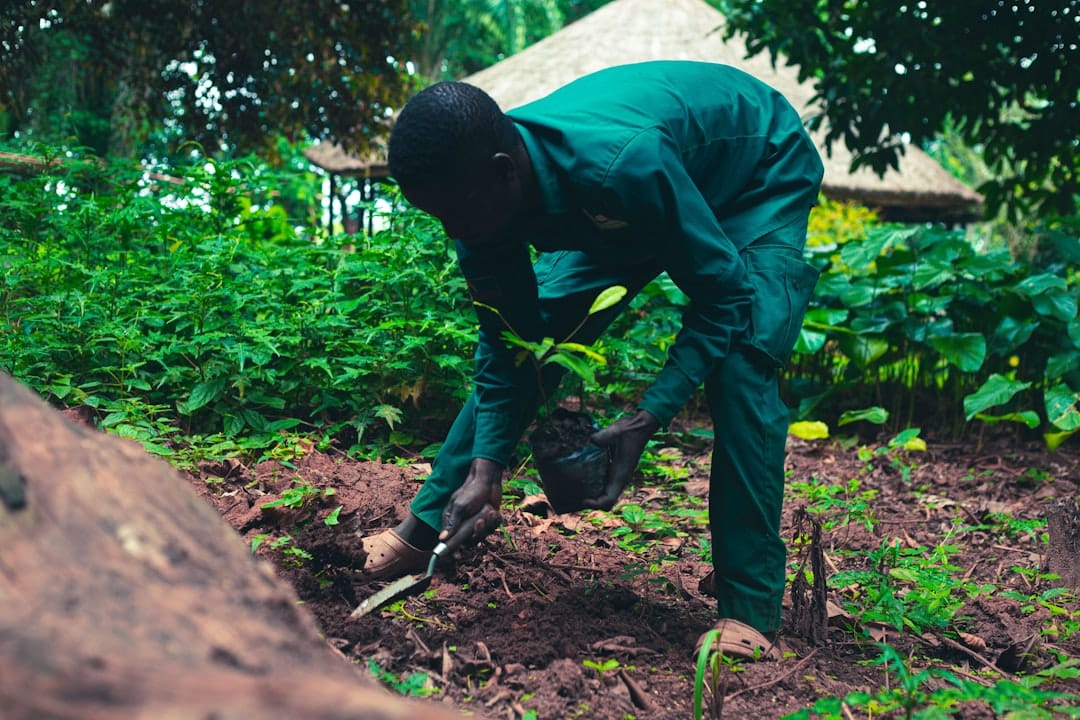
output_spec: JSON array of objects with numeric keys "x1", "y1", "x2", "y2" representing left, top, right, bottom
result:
[{"x1": 350, "y1": 509, "x2": 491, "y2": 619}]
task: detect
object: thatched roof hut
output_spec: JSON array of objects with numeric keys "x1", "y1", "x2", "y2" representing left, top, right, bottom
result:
[{"x1": 308, "y1": 0, "x2": 983, "y2": 223}]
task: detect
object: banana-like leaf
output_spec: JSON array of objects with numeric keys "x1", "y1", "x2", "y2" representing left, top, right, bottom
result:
[
  {"x1": 963, "y1": 374, "x2": 1032, "y2": 420},
  {"x1": 1045, "y1": 383, "x2": 1080, "y2": 431}
]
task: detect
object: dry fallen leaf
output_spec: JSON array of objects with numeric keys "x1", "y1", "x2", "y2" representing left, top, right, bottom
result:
[{"x1": 958, "y1": 631, "x2": 988, "y2": 652}]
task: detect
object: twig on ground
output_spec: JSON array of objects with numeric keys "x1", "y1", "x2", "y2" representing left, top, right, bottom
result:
[
  {"x1": 496, "y1": 568, "x2": 514, "y2": 600},
  {"x1": 928, "y1": 633, "x2": 1012, "y2": 677},
  {"x1": 618, "y1": 669, "x2": 656, "y2": 712},
  {"x1": 723, "y1": 648, "x2": 819, "y2": 701}
]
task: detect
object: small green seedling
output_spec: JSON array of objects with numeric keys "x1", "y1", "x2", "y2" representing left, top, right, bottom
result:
[{"x1": 583, "y1": 657, "x2": 621, "y2": 682}]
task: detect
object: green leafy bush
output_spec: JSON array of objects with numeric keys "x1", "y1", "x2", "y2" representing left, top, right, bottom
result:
[
  {"x1": 0, "y1": 148, "x2": 475, "y2": 457},
  {"x1": 790, "y1": 222, "x2": 1079, "y2": 441}
]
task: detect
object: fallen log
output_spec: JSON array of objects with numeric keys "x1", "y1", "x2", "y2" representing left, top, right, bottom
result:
[
  {"x1": 1047, "y1": 496, "x2": 1080, "y2": 592},
  {"x1": 0, "y1": 372, "x2": 468, "y2": 720}
]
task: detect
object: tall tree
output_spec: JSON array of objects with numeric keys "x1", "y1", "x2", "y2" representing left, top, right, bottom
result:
[
  {"x1": 721, "y1": 0, "x2": 1079, "y2": 219},
  {"x1": 410, "y1": 0, "x2": 566, "y2": 81},
  {"x1": 0, "y1": 0, "x2": 415, "y2": 159}
]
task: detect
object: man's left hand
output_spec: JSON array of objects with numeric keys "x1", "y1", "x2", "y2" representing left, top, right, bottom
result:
[{"x1": 582, "y1": 409, "x2": 660, "y2": 510}]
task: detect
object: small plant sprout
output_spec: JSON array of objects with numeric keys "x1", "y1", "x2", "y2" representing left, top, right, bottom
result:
[
  {"x1": 582, "y1": 657, "x2": 621, "y2": 682},
  {"x1": 260, "y1": 479, "x2": 336, "y2": 511}
]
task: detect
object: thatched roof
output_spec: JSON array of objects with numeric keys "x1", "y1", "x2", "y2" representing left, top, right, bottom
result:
[
  {"x1": 303, "y1": 140, "x2": 388, "y2": 177},
  {"x1": 307, "y1": 0, "x2": 983, "y2": 222}
]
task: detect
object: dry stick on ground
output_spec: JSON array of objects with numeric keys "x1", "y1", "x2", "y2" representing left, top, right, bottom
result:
[
  {"x1": 921, "y1": 633, "x2": 1013, "y2": 678},
  {"x1": 0, "y1": 371, "x2": 471, "y2": 720},
  {"x1": 723, "y1": 649, "x2": 820, "y2": 702}
]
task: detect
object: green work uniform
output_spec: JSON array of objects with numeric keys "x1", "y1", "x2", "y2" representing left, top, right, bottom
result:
[{"x1": 410, "y1": 61, "x2": 824, "y2": 632}]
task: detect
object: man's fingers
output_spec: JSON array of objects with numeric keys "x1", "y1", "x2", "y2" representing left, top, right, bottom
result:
[{"x1": 472, "y1": 507, "x2": 502, "y2": 539}]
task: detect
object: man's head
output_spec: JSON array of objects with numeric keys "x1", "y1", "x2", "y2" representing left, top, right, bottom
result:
[{"x1": 388, "y1": 82, "x2": 531, "y2": 245}]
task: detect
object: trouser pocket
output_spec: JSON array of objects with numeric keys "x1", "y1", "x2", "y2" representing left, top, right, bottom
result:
[{"x1": 742, "y1": 248, "x2": 819, "y2": 367}]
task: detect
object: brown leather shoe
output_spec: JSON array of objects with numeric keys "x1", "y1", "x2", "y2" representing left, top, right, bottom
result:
[
  {"x1": 695, "y1": 618, "x2": 783, "y2": 661},
  {"x1": 359, "y1": 529, "x2": 429, "y2": 580}
]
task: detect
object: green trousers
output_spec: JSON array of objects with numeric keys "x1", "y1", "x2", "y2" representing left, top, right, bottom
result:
[{"x1": 411, "y1": 216, "x2": 816, "y2": 633}]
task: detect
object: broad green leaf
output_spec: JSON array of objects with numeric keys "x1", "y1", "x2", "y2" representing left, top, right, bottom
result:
[
  {"x1": 838, "y1": 407, "x2": 889, "y2": 426},
  {"x1": 1016, "y1": 273, "x2": 1067, "y2": 296},
  {"x1": 989, "y1": 316, "x2": 1039, "y2": 356},
  {"x1": 907, "y1": 293, "x2": 951, "y2": 315},
  {"x1": 1045, "y1": 383, "x2": 1080, "y2": 432},
  {"x1": 588, "y1": 285, "x2": 627, "y2": 315},
  {"x1": 1016, "y1": 274, "x2": 1077, "y2": 322},
  {"x1": 789, "y1": 421, "x2": 829, "y2": 440},
  {"x1": 912, "y1": 258, "x2": 955, "y2": 290},
  {"x1": 186, "y1": 376, "x2": 227, "y2": 412},
  {"x1": 1045, "y1": 430, "x2": 1077, "y2": 452},
  {"x1": 794, "y1": 328, "x2": 826, "y2": 354},
  {"x1": 223, "y1": 414, "x2": 244, "y2": 436},
  {"x1": 963, "y1": 374, "x2": 1032, "y2": 420},
  {"x1": 802, "y1": 308, "x2": 851, "y2": 328},
  {"x1": 928, "y1": 333, "x2": 986, "y2": 372},
  {"x1": 973, "y1": 411, "x2": 1041, "y2": 429},
  {"x1": 851, "y1": 313, "x2": 899, "y2": 334},
  {"x1": 239, "y1": 408, "x2": 267, "y2": 431},
  {"x1": 837, "y1": 334, "x2": 889, "y2": 368},
  {"x1": 840, "y1": 226, "x2": 917, "y2": 271},
  {"x1": 1046, "y1": 350, "x2": 1080, "y2": 382},
  {"x1": 1030, "y1": 288, "x2": 1078, "y2": 323}
]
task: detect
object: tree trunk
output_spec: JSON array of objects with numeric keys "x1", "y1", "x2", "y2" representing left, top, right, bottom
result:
[
  {"x1": 0, "y1": 372, "x2": 468, "y2": 720},
  {"x1": 1046, "y1": 496, "x2": 1080, "y2": 592}
]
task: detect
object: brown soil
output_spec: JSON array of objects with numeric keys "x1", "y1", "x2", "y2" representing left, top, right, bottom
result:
[{"x1": 185, "y1": 428, "x2": 1080, "y2": 719}]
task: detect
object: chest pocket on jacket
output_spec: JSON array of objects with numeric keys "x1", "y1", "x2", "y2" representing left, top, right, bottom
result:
[{"x1": 742, "y1": 247, "x2": 819, "y2": 368}]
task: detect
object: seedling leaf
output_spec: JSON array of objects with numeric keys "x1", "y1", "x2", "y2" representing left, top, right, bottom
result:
[{"x1": 588, "y1": 285, "x2": 627, "y2": 315}]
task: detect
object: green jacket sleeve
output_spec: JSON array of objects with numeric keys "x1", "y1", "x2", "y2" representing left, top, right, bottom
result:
[
  {"x1": 454, "y1": 238, "x2": 541, "y2": 465},
  {"x1": 600, "y1": 129, "x2": 755, "y2": 426}
]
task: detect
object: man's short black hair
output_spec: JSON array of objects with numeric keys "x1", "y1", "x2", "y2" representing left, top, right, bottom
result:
[{"x1": 388, "y1": 81, "x2": 518, "y2": 190}]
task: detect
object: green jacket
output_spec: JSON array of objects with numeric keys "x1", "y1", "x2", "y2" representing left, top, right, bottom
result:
[{"x1": 457, "y1": 61, "x2": 824, "y2": 465}]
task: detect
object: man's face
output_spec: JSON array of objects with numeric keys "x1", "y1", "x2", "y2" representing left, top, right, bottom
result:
[{"x1": 402, "y1": 158, "x2": 521, "y2": 247}]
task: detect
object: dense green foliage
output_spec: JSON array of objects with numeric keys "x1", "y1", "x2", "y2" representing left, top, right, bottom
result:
[
  {"x1": 721, "y1": 0, "x2": 1079, "y2": 220},
  {"x1": 1, "y1": 153, "x2": 1077, "y2": 460},
  {"x1": 1, "y1": 0, "x2": 413, "y2": 158},
  {"x1": 600, "y1": 198, "x2": 1080, "y2": 444},
  {"x1": 793, "y1": 208, "x2": 1080, "y2": 443},
  {"x1": 0, "y1": 152, "x2": 474, "y2": 460}
]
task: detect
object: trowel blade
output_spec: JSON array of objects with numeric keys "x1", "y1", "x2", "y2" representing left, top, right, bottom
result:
[{"x1": 350, "y1": 571, "x2": 432, "y2": 619}]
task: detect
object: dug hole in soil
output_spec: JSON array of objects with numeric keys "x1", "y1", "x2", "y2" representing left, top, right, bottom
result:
[{"x1": 185, "y1": 423, "x2": 1080, "y2": 720}]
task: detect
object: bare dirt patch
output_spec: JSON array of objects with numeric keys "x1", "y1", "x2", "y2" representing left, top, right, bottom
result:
[{"x1": 185, "y1": 431, "x2": 1080, "y2": 719}]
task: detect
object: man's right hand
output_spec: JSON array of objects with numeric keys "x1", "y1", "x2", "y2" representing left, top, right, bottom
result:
[{"x1": 440, "y1": 458, "x2": 504, "y2": 543}]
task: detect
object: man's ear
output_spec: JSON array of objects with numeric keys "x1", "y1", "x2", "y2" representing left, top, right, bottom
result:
[{"x1": 490, "y1": 152, "x2": 517, "y2": 183}]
